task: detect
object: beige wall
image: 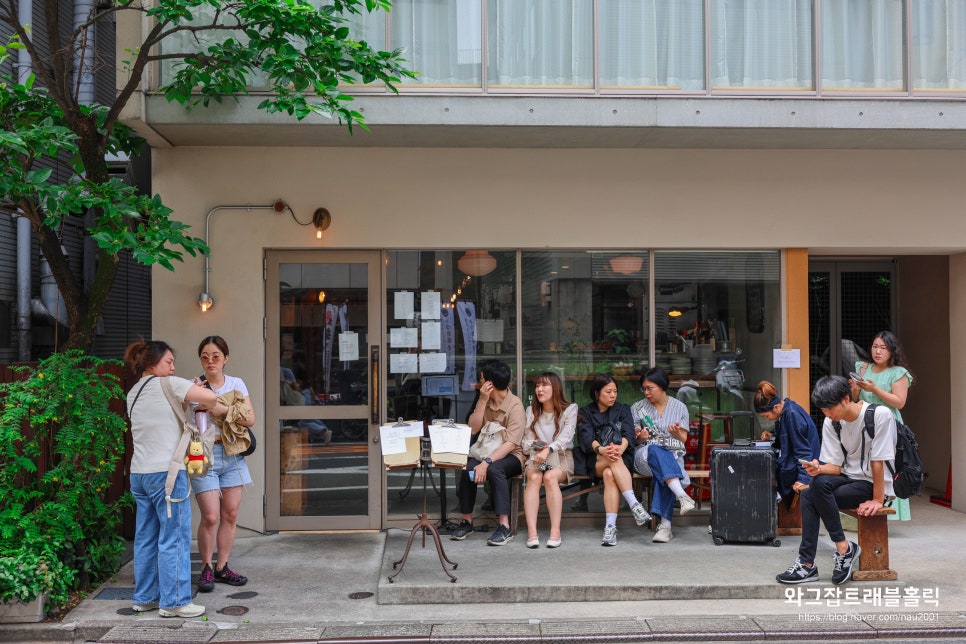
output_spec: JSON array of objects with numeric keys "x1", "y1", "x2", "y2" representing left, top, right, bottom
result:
[
  {"x1": 152, "y1": 147, "x2": 966, "y2": 529},
  {"x1": 898, "y1": 256, "x2": 951, "y2": 500},
  {"x1": 950, "y1": 254, "x2": 966, "y2": 512}
]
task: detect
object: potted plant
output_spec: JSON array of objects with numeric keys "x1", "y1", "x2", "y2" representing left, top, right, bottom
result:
[{"x1": 0, "y1": 545, "x2": 72, "y2": 623}]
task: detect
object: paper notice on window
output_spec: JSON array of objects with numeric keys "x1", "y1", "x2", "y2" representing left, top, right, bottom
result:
[
  {"x1": 419, "y1": 352, "x2": 446, "y2": 373},
  {"x1": 390, "y1": 327, "x2": 418, "y2": 348},
  {"x1": 394, "y1": 291, "x2": 415, "y2": 320},
  {"x1": 429, "y1": 423, "x2": 471, "y2": 455},
  {"x1": 421, "y1": 291, "x2": 441, "y2": 320},
  {"x1": 773, "y1": 348, "x2": 801, "y2": 369},
  {"x1": 338, "y1": 332, "x2": 359, "y2": 361},
  {"x1": 477, "y1": 319, "x2": 504, "y2": 343},
  {"x1": 390, "y1": 353, "x2": 418, "y2": 374},
  {"x1": 421, "y1": 321, "x2": 441, "y2": 350}
]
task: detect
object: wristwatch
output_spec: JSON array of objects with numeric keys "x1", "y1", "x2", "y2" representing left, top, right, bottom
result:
[
  {"x1": 548, "y1": 446, "x2": 555, "y2": 453},
  {"x1": 483, "y1": 457, "x2": 493, "y2": 464}
]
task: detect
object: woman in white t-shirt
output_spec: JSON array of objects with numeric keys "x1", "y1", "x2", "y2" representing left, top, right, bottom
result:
[
  {"x1": 124, "y1": 340, "x2": 225, "y2": 619},
  {"x1": 522, "y1": 372, "x2": 576, "y2": 549},
  {"x1": 191, "y1": 336, "x2": 255, "y2": 592}
]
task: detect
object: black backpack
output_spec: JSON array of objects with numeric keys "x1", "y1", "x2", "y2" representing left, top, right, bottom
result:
[{"x1": 832, "y1": 404, "x2": 926, "y2": 499}]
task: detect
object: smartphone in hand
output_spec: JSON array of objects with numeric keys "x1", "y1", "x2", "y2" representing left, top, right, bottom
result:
[
  {"x1": 849, "y1": 372, "x2": 863, "y2": 383},
  {"x1": 798, "y1": 458, "x2": 813, "y2": 467}
]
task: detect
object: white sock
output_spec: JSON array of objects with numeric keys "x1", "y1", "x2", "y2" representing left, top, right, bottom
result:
[
  {"x1": 661, "y1": 517, "x2": 671, "y2": 528},
  {"x1": 622, "y1": 490, "x2": 640, "y2": 508},
  {"x1": 605, "y1": 513, "x2": 617, "y2": 527},
  {"x1": 667, "y1": 478, "x2": 686, "y2": 497}
]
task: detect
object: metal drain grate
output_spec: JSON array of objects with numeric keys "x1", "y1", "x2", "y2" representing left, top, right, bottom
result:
[
  {"x1": 217, "y1": 605, "x2": 249, "y2": 616},
  {"x1": 94, "y1": 587, "x2": 135, "y2": 600}
]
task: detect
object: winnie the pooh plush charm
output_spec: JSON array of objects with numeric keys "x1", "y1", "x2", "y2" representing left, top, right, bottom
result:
[{"x1": 185, "y1": 440, "x2": 209, "y2": 476}]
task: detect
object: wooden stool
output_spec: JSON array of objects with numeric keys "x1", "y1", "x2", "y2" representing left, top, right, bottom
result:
[
  {"x1": 841, "y1": 507, "x2": 898, "y2": 581},
  {"x1": 778, "y1": 492, "x2": 802, "y2": 536}
]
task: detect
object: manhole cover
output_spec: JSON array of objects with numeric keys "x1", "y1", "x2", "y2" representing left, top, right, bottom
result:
[
  {"x1": 348, "y1": 591, "x2": 374, "y2": 600},
  {"x1": 217, "y1": 605, "x2": 249, "y2": 616},
  {"x1": 227, "y1": 591, "x2": 258, "y2": 600}
]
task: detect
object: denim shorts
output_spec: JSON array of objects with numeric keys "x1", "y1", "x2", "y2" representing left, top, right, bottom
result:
[{"x1": 190, "y1": 443, "x2": 253, "y2": 494}]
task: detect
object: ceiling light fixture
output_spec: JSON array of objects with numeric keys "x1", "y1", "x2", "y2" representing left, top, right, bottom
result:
[
  {"x1": 609, "y1": 255, "x2": 644, "y2": 275},
  {"x1": 457, "y1": 250, "x2": 497, "y2": 277}
]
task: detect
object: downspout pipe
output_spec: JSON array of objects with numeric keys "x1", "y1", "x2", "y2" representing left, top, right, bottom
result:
[{"x1": 14, "y1": 0, "x2": 33, "y2": 361}]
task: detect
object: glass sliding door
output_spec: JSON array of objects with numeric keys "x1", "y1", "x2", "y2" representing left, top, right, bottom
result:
[
  {"x1": 266, "y1": 251, "x2": 383, "y2": 530},
  {"x1": 807, "y1": 260, "x2": 896, "y2": 428}
]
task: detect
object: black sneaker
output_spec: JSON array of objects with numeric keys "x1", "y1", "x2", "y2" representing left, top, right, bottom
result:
[
  {"x1": 776, "y1": 558, "x2": 818, "y2": 584},
  {"x1": 486, "y1": 524, "x2": 514, "y2": 546},
  {"x1": 197, "y1": 564, "x2": 214, "y2": 593},
  {"x1": 831, "y1": 541, "x2": 861, "y2": 585},
  {"x1": 450, "y1": 519, "x2": 473, "y2": 541},
  {"x1": 213, "y1": 562, "x2": 248, "y2": 586}
]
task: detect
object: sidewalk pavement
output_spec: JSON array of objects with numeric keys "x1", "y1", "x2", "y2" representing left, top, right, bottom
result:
[{"x1": 3, "y1": 494, "x2": 966, "y2": 643}]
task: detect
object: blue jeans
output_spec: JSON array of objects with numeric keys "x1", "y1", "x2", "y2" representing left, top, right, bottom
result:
[
  {"x1": 798, "y1": 473, "x2": 872, "y2": 564},
  {"x1": 647, "y1": 445, "x2": 686, "y2": 521},
  {"x1": 131, "y1": 471, "x2": 193, "y2": 609}
]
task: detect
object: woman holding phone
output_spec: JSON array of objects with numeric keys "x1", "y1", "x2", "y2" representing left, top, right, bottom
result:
[
  {"x1": 631, "y1": 367, "x2": 696, "y2": 544},
  {"x1": 754, "y1": 380, "x2": 820, "y2": 501},
  {"x1": 851, "y1": 331, "x2": 914, "y2": 520}
]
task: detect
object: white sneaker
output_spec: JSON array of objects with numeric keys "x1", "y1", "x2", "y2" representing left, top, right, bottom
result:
[
  {"x1": 132, "y1": 602, "x2": 158, "y2": 612},
  {"x1": 159, "y1": 602, "x2": 206, "y2": 618},
  {"x1": 630, "y1": 502, "x2": 652, "y2": 526},
  {"x1": 677, "y1": 494, "x2": 696, "y2": 516},
  {"x1": 652, "y1": 524, "x2": 673, "y2": 543},
  {"x1": 601, "y1": 524, "x2": 618, "y2": 546}
]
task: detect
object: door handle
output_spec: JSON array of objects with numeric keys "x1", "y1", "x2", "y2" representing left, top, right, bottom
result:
[{"x1": 370, "y1": 344, "x2": 379, "y2": 424}]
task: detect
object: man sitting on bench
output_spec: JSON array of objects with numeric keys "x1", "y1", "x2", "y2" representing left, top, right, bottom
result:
[{"x1": 776, "y1": 375, "x2": 895, "y2": 586}]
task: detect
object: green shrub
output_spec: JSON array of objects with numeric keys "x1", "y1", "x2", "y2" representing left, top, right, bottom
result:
[{"x1": 0, "y1": 351, "x2": 131, "y2": 610}]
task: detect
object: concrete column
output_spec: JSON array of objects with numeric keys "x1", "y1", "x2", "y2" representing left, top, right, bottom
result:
[{"x1": 950, "y1": 253, "x2": 966, "y2": 513}]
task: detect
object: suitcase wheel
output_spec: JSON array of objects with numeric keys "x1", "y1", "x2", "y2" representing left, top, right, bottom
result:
[
  {"x1": 771, "y1": 538, "x2": 781, "y2": 547},
  {"x1": 712, "y1": 536, "x2": 724, "y2": 546}
]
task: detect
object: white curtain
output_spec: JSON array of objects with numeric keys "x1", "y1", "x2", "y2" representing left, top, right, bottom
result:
[
  {"x1": 710, "y1": 0, "x2": 813, "y2": 90},
  {"x1": 486, "y1": 0, "x2": 594, "y2": 87},
  {"x1": 822, "y1": 0, "x2": 903, "y2": 90},
  {"x1": 911, "y1": 0, "x2": 966, "y2": 90},
  {"x1": 599, "y1": 0, "x2": 705, "y2": 90},
  {"x1": 391, "y1": 0, "x2": 482, "y2": 86}
]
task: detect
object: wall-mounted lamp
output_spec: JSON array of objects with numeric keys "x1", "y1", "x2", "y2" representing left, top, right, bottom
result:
[
  {"x1": 457, "y1": 250, "x2": 497, "y2": 276},
  {"x1": 199, "y1": 200, "x2": 290, "y2": 314},
  {"x1": 318, "y1": 290, "x2": 326, "y2": 304},
  {"x1": 313, "y1": 208, "x2": 332, "y2": 240}
]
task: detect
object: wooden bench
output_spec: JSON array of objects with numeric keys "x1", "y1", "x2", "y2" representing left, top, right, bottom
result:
[
  {"x1": 841, "y1": 507, "x2": 898, "y2": 581},
  {"x1": 509, "y1": 469, "x2": 710, "y2": 535}
]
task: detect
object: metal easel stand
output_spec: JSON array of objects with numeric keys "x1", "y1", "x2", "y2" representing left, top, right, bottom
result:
[{"x1": 388, "y1": 437, "x2": 459, "y2": 583}]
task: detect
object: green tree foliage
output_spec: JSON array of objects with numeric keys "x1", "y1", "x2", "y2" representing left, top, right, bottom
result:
[
  {"x1": 0, "y1": 351, "x2": 130, "y2": 609},
  {"x1": 0, "y1": 1, "x2": 414, "y2": 350}
]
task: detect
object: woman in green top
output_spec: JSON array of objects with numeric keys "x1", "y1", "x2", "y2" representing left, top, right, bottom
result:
[{"x1": 852, "y1": 330, "x2": 913, "y2": 520}]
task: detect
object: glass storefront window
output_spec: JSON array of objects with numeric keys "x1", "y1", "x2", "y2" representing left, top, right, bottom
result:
[
  {"x1": 653, "y1": 250, "x2": 781, "y2": 457},
  {"x1": 521, "y1": 251, "x2": 650, "y2": 407},
  {"x1": 385, "y1": 250, "x2": 516, "y2": 516}
]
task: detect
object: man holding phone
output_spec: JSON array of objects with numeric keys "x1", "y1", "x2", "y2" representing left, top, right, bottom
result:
[{"x1": 777, "y1": 375, "x2": 895, "y2": 586}]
